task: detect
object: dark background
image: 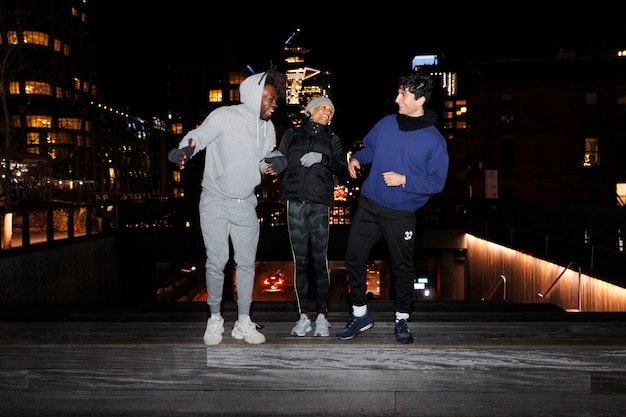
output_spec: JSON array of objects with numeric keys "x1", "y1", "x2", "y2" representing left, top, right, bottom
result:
[{"x1": 91, "y1": 4, "x2": 625, "y2": 141}]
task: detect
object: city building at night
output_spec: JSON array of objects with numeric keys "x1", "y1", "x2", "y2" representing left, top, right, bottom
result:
[{"x1": 0, "y1": 0, "x2": 167, "y2": 208}]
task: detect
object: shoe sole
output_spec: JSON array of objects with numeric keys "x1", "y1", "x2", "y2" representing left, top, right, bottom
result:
[
  {"x1": 202, "y1": 335, "x2": 222, "y2": 345},
  {"x1": 395, "y1": 335, "x2": 414, "y2": 344},
  {"x1": 231, "y1": 330, "x2": 266, "y2": 344},
  {"x1": 336, "y1": 322, "x2": 374, "y2": 340}
]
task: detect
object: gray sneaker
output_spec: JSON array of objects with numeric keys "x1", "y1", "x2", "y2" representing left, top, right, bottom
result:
[
  {"x1": 291, "y1": 314, "x2": 312, "y2": 337},
  {"x1": 231, "y1": 317, "x2": 266, "y2": 344},
  {"x1": 314, "y1": 314, "x2": 330, "y2": 337},
  {"x1": 202, "y1": 316, "x2": 224, "y2": 346}
]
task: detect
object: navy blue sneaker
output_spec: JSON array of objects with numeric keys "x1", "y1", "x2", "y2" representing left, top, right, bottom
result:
[
  {"x1": 336, "y1": 312, "x2": 374, "y2": 340},
  {"x1": 394, "y1": 319, "x2": 414, "y2": 344}
]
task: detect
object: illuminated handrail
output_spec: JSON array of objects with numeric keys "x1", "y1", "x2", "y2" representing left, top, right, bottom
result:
[
  {"x1": 482, "y1": 274, "x2": 507, "y2": 301},
  {"x1": 537, "y1": 261, "x2": 582, "y2": 312}
]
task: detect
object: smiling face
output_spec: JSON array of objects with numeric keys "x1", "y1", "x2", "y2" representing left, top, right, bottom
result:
[
  {"x1": 395, "y1": 87, "x2": 426, "y2": 117},
  {"x1": 309, "y1": 103, "x2": 334, "y2": 125},
  {"x1": 259, "y1": 85, "x2": 279, "y2": 121}
]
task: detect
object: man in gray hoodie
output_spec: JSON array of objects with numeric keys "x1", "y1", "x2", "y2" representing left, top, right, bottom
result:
[{"x1": 168, "y1": 69, "x2": 286, "y2": 345}]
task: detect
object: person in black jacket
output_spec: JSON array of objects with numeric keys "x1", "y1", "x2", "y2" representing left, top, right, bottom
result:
[{"x1": 271, "y1": 97, "x2": 349, "y2": 337}]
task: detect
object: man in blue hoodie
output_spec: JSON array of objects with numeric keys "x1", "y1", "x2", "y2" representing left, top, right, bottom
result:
[
  {"x1": 168, "y1": 68, "x2": 286, "y2": 345},
  {"x1": 336, "y1": 71, "x2": 449, "y2": 344}
]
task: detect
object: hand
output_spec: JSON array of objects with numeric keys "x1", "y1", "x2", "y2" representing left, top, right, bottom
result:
[
  {"x1": 167, "y1": 146, "x2": 193, "y2": 169},
  {"x1": 167, "y1": 140, "x2": 195, "y2": 169},
  {"x1": 382, "y1": 171, "x2": 406, "y2": 188},
  {"x1": 300, "y1": 152, "x2": 322, "y2": 168},
  {"x1": 264, "y1": 154, "x2": 287, "y2": 174},
  {"x1": 348, "y1": 158, "x2": 361, "y2": 179}
]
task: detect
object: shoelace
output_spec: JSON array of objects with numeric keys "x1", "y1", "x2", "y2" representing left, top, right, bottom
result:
[
  {"x1": 396, "y1": 320, "x2": 409, "y2": 333},
  {"x1": 247, "y1": 319, "x2": 263, "y2": 330},
  {"x1": 346, "y1": 315, "x2": 358, "y2": 327}
]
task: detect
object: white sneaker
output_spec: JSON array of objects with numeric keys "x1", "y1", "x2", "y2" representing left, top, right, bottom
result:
[
  {"x1": 314, "y1": 314, "x2": 330, "y2": 337},
  {"x1": 291, "y1": 314, "x2": 312, "y2": 337},
  {"x1": 202, "y1": 316, "x2": 224, "y2": 345},
  {"x1": 231, "y1": 317, "x2": 266, "y2": 344}
]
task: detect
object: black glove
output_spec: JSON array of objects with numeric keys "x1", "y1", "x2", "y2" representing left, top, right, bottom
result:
[
  {"x1": 264, "y1": 150, "x2": 287, "y2": 174},
  {"x1": 168, "y1": 145, "x2": 194, "y2": 166}
]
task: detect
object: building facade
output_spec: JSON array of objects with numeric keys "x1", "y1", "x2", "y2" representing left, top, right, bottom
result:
[
  {"x1": 0, "y1": 0, "x2": 167, "y2": 208},
  {"x1": 465, "y1": 52, "x2": 626, "y2": 205}
]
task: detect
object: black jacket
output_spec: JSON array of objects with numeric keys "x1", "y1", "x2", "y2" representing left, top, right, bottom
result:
[{"x1": 277, "y1": 119, "x2": 349, "y2": 207}]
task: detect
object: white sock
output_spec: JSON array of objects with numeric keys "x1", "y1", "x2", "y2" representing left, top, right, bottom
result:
[
  {"x1": 396, "y1": 312, "x2": 409, "y2": 322},
  {"x1": 353, "y1": 305, "x2": 367, "y2": 317}
]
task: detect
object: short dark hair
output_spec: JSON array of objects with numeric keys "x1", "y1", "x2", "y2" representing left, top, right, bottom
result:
[{"x1": 398, "y1": 72, "x2": 435, "y2": 105}]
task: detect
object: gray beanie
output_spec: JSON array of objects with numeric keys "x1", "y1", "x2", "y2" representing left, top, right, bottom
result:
[{"x1": 305, "y1": 97, "x2": 335, "y2": 116}]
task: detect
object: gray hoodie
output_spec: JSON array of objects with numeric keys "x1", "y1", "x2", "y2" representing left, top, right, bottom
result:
[{"x1": 178, "y1": 72, "x2": 277, "y2": 206}]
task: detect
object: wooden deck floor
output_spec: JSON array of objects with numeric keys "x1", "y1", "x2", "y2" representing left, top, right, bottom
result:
[{"x1": 1, "y1": 301, "x2": 626, "y2": 417}]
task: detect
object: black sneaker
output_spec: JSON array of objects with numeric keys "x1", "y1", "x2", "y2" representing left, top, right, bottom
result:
[
  {"x1": 394, "y1": 319, "x2": 414, "y2": 344},
  {"x1": 336, "y1": 311, "x2": 374, "y2": 340}
]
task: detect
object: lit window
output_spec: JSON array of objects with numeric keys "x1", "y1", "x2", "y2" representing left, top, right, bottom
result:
[
  {"x1": 26, "y1": 132, "x2": 40, "y2": 145},
  {"x1": 24, "y1": 81, "x2": 52, "y2": 96},
  {"x1": 9, "y1": 81, "x2": 20, "y2": 94},
  {"x1": 58, "y1": 118, "x2": 82, "y2": 130},
  {"x1": 208, "y1": 89, "x2": 222, "y2": 103},
  {"x1": 229, "y1": 88, "x2": 240, "y2": 102},
  {"x1": 617, "y1": 183, "x2": 626, "y2": 207},
  {"x1": 229, "y1": 71, "x2": 246, "y2": 85},
  {"x1": 170, "y1": 123, "x2": 183, "y2": 135},
  {"x1": 25, "y1": 115, "x2": 52, "y2": 128},
  {"x1": 583, "y1": 137, "x2": 599, "y2": 167},
  {"x1": 7, "y1": 31, "x2": 18, "y2": 45},
  {"x1": 22, "y1": 31, "x2": 49, "y2": 46},
  {"x1": 49, "y1": 132, "x2": 73, "y2": 144}
]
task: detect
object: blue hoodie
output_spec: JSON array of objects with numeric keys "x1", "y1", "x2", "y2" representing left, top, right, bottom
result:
[
  {"x1": 352, "y1": 110, "x2": 449, "y2": 212},
  {"x1": 177, "y1": 72, "x2": 277, "y2": 206}
]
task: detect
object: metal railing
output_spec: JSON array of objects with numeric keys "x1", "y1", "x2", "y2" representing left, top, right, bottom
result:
[
  {"x1": 538, "y1": 261, "x2": 582, "y2": 312},
  {"x1": 482, "y1": 274, "x2": 507, "y2": 301}
]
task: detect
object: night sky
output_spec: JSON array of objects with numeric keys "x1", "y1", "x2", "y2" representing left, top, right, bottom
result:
[{"x1": 91, "y1": 3, "x2": 624, "y2": 141}]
